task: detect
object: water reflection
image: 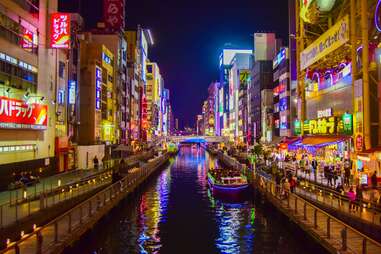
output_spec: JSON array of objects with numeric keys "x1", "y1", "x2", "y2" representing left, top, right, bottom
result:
[{"x1": 65, "y1": 146, "x2": 325, "y2": 254}]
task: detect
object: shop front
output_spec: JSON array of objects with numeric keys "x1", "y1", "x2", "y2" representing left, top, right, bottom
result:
[
  {"x1": 355, "y1": 149, "x2": 381, "y2": 185},
  {"x1": 55, "y1": 136, "x2": 76, "y2": 172},
  {"x1": 292, "y1": 112, "x2": 353, "y2": 163}
]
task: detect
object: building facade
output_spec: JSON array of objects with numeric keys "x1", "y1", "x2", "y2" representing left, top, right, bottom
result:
[{"x1": 0, "y1": 0, "x2": 60, "y2": 187}]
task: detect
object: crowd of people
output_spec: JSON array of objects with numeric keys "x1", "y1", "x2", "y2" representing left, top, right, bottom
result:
[{"x1": 256, "y1": 148, "x2": 381, "y2": 210}]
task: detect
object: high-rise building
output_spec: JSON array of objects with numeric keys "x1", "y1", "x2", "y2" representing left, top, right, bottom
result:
[
  {"x1": 0, "y1": 0, "x2": 60, "y2": 187},
  {"x1": 218, "y1": 49, "x2": 252, "y2": 136},
  {"x1": 228, "y1": 53, "x2": 252, "y2": 142},
  {"x1": 248, "y1": 33, "x2": 277, "y2": 144},
  {"x1": 273, "y1": 48, "x2": 291, "y2": 138},
  {"x1": 146, "y1": 62, "x2": 162, "y2": 139},
  {"x1": 78, "y1": 38, "x2": 117, "y2": 166},
  {"x1": 90, "y1": 32, "x2": 129, "y2": 146},
  {"x1": 125, "y1": 27, "x2": 153, "y2": 143}
]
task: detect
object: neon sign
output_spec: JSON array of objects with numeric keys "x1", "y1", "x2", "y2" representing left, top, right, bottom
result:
[
  {"x1": 68, "y1": 81, "x2": 76, "y2": 104},
  {"x1": 273, "y1": 48, "x2": 287, "y2": 68},
  {"x1": 0, "y1": 96, "x2": 47, "y2": 130},
  {"x1": 50, "y1": 13, "x2": 70, "y2": 49},
  {"x1": 295, "y1": 113, "x2": 353, "y2": 135},
  {"x1": 95, "y1": 67, "x2": 102, "y2": 110}
]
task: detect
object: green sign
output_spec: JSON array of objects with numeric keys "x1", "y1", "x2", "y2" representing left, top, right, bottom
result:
[{"x1": 294, "y1": 113, "x2": 353, "y2": 136}]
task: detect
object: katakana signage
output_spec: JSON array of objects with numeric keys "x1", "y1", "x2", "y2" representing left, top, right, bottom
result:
[
  {"x1": 0, "y1": 96, "x2": 48, "y2": 130},
  {"x1": 50, "y1": 13, "x2": 70, "y2": 49},
  {"x1": 103, "y1": 0, "x2": 125, "y2": 31}
]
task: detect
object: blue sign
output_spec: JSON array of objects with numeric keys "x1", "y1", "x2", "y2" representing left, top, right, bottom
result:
[
  {"x1": 68, "y1": 80, "x2": 76, "y2": 104},
  {"x1": 95, "y1": 67, "x2": 102, "y2": 110}
]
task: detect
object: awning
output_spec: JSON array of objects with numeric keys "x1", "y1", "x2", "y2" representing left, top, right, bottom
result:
[{"x1": 290, "y1": 136, "x2": 349, "y2": 147}]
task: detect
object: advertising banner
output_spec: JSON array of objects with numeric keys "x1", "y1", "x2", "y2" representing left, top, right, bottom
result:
[
  {"x1": 300, "y1": 15, "x2": 349, "y2": 70},
  {"x1": 50, "y1": 13, "x2": 70, "y2": 49},
  {"x1": 103, "y1": 0, "x2": 125, "y2": 31},
  {"x1": 0, "y1": 96, "x2": 48, "y2": 130}
]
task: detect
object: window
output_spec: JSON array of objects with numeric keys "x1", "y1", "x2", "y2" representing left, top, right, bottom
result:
[{"x1": 59, "y1": 61, "x2": 65, "y2": 78}]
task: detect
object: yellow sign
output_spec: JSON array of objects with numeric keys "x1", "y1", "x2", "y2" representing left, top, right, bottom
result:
[{"x1": 300, "y1": 15, "x2": 349, "y2": 70}]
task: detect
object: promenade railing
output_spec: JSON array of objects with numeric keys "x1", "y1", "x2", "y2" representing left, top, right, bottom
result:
[
  {"x1": 0, "y1": 153, "x2": 167, "y2": 254},
  {"x1": 255, "y1": 172, "x2": 381, "y2": 254}
]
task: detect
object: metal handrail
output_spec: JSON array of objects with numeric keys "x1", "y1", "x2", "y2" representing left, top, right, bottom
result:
[
  {"x1": 0, "y1": 154, "x2": 168, "y2": 253},
  {"x1": 1, "y1": 151, "x2": 153, "y2": 207},
  {"x1": 256, "y1": 173, "x2": 381, "y2": 252}
]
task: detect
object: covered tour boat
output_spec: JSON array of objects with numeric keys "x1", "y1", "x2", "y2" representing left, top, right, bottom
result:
[{"x1": 207, "y1": 168, "x2": 249, "y2": 197}]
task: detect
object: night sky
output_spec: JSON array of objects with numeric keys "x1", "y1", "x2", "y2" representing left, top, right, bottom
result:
[{"x1": 60, "y1": 0, "x2": 289, "y2": 129}]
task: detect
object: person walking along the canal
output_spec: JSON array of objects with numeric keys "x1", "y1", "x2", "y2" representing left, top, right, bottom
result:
[
  {"x1": 93, "y1": 156, "x2": 99, "y2": 170},
  {"x1": 312, "y1": 158, "x2": 318, "y2": 181},
  {"x1": 283, "y1": 179, "x2": 290, "y2": 199},
  {"x1": 347, "y1": 187, "x2": 356, "y2": 212},
  {"x1": 371, "y1": 171, "x2": 378, "y2": 188},
  {"x1": 355, "y1": 185, "x2": 363, "y2": 212}
]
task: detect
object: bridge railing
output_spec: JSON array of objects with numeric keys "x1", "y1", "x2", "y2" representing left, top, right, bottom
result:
[{"x1": 255, "y1": 172, "x2": 381, "y2": 254}]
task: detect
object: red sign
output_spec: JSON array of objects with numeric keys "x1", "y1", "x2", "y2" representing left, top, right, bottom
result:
[
  {"x1": 356, "y1": 134, "x2": 363, "y2": 151},
  {"x1": 0, "y1": 96, "x2": 48, "y2": 130},
  {"x1": 50, "y1": 13, "x2": 70, "y2": 49},
  {"x1": 103, "y1": 0, "x2": 125, "y2": 31},
  {"x1": 21, "y1": 28, "x2": 34, "y2": 49}
]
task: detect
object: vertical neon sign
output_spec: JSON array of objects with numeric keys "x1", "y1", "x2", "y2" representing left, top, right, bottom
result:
[
  {"x1": 50, "y1": 13, "x2": 70, "y2": 49},
  {"x1": 95, "y1": 66, "x2": 102, "y2": 110}
]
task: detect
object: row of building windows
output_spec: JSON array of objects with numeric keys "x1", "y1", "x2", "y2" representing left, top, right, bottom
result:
[{"x1": 0, "y1": 59, "x2": 37, "y2": 92}]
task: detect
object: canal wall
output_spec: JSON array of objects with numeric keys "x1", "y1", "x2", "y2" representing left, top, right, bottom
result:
[{"x1": 0, "y1": 153, "x2": 171, "y2": 254}]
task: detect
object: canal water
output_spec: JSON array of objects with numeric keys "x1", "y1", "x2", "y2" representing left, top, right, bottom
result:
[{"x1": 65, "y1": 146, "x2": 326, "y2": 254}]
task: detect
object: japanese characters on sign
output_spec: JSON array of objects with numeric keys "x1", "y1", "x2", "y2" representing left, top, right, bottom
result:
[
  {"x1": 0, "y1": 96, "x2": 48, "y2": 130},
  {"x1": 103, "y1": 0, "x2": 125, "y2": 31},
  {"x1": 294, "y1": 113, "x2": 353, "y2": 136},
  {"x1": 50, "y1": 13, "x2": 70, "y2": 49},
  {"x1": 300, "y1": 15, "x2": 349, "y2": 70},
  {"x1": 95, "y1": 66, "x2": 102, "y2": 111}
]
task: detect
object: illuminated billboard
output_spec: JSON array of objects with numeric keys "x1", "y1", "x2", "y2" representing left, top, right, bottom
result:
[
  {"x1": 221, "y1": 49, "x2": 252, "y2": 66},
  {"x1": 103, "y1": 0, "x2": 125, "y2": 31},
  {"x1": 0, "y1": 96, "x2": 48, "y2": 130},
  {"x1": 50, "y1": 13, "x2": 70, "y2": 49}
]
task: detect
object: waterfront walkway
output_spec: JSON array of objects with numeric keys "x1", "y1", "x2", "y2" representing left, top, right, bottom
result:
[
  {"x1": 255, "y1": 172, "x2": 381, "y2": 254},
  {"x1": 0, "y1": 151, "x2": 153, "y2": 230},
  {"x1": 0, "y1": 153, "x2": 169, "y2": 254}
]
